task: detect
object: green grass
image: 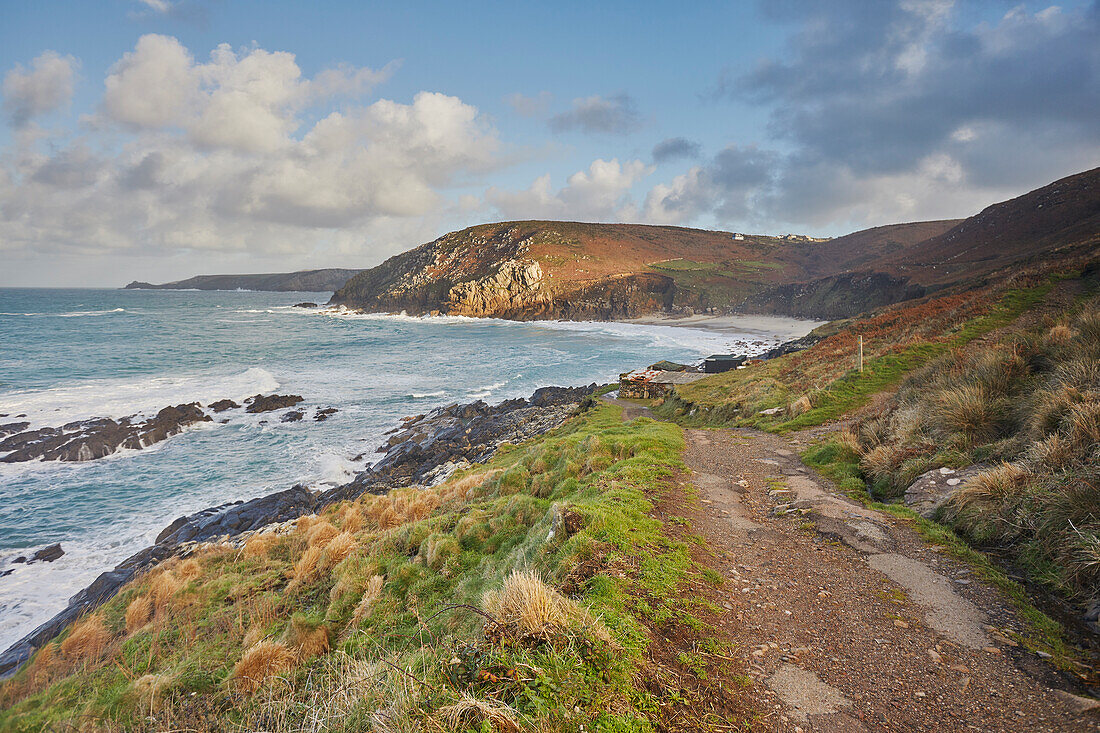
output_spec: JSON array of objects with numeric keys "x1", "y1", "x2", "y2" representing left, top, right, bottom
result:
[
  {"x1": 659, "y1": 282, "x2": 1055, "y2": 434},
  {"x1": 0, "y1": 405, "x2": 748, "y2": 733}
]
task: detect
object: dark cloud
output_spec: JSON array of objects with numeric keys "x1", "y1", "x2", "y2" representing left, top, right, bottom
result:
[
  {"x1": 672, "y1": 0, "x2": 1100, "y2": 229},
  {"x1": 652, "y1": 137, "x2": 701, "y2": 163},
  {"x1": 549, "y1": 94, "x2": 641, "y2": 135},
  {"x1": 737, "y1": 0, "x2": 1100, "y2": 183}
]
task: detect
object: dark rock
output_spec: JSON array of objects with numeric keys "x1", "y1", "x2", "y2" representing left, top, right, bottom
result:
[
  {"x1": 208, "y1": 399, "x2": 240, "y2": 412},
  {"x1": 0, "y1": 422, "x2": 29, "y2": 438},
  {"x1": 293, "y1": 302, "x2": 318, "y2": 308},
  {"x1": 12, "y1": 556, "x2": 26, "y2": 564},
  {"x1": 0, "y1": 404, "x2": 211, "y2": 463},
  {"x1": 30, "y1": 544, "x2": 63, "y2": 563},
  {"x1": 314, "y1": 407, "x2": 338, "y2": 421},
  {"x1": 281, "y1": 410, "x2": 304, "y2": 423},
  {"x1": 245, "y1": 394, "x2": 305, "y2": 413}
]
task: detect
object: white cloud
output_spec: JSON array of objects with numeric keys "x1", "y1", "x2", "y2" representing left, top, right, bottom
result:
[
  {"x1": 102, "y1": 34, "x2": 196, "y2": 129},
  {"x1": 0, "y1": 36, "x2": 502, "y2": 270},
  {"x1": 3, "y1": 51, "x2": 77, "y2": 127},
  {"x1": 488, "y1": 158, "x2": 652, "y2": 221},
  {"x1": 137, "y1": 0, "x2": 172, "y2": 12}
]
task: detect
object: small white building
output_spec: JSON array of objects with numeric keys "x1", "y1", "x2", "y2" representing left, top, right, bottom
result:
[{"x1": 732, "y1": 232, "x2": 745, "y2": 240}]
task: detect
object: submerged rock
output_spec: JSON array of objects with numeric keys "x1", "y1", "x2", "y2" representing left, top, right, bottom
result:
[
  {"x1": 30, "y1": 544, "x2": 64, "y2": 563},
  {"x1": 245, "y1": 393, "x2": 305, "y2": 413},
  {"x1": 281, "y1": 410, "x2": 304, "y2": 423},
  {"x1": 314, "y1": 407, "x2": 338, "y2": 421}
]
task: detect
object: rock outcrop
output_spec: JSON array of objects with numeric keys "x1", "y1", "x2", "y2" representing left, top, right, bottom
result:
[{"x1": 0, "y1": 404, "x2": 212, "y2": 463}]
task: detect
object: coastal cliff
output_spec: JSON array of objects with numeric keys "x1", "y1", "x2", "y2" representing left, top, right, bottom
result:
[{"x1": 330, "y1": 169, "x2": 1098, "y2": 321}]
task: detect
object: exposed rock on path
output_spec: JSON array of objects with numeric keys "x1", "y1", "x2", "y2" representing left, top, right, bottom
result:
[{"x1": 669, "y1": 417, "x2": 1097, "y2": 730}]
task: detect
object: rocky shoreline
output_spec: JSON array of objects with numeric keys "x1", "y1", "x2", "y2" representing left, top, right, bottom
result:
[
  {"x1": 0, "y1": 383, "x2": 597, "y2": 677},
  {"x1": 0, "y1": 393, "x2": 321, "y2": 463}
]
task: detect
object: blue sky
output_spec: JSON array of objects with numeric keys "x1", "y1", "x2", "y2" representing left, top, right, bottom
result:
[{"x1": 2, "y1": 0, "x2": 1097, "y2": 286}]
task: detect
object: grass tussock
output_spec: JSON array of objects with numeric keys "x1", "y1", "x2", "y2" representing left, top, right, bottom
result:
[
  {"x1": 231, "y1": 640, "x2": 297, "y2": 694},
  {"x1": 58, "y1": 614, "x2": 110, "y2": 664},
  {"x1": 839, "y1": 295, "x2": 1100, "y2": 602},
  {"x1": 437, "y1": 692, "x2": 521, "y2": 732},
  {"x1": 124, "y1": 593, "x2": 153, "y2": 633}
]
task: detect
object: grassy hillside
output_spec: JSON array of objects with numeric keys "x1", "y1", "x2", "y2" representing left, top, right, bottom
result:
[
  {"x1": 655, "y1": 260, "x2": 1100, "y2": 635},
  {"x1": 0, "y1": 405, "x2": 755, "y2": 732}
]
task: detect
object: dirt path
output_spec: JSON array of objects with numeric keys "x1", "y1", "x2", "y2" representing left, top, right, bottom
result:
[
  {"x1": 676, "y1": 425, "x2": 1099, "y2": 731},
  {"x1": 590, "y1": 381, "x2": 1099, "y2": 731}
]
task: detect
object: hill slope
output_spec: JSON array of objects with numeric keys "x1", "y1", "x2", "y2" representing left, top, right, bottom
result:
[
  {"x1": 125, "y1": 268, "x2": 363, "y2": 292},
  {"x1": 329, "y1": 220, "x2": 964, "y2": 320},
  {"x1": 332, "y1": 168, "x2": 1098, "y2": 321}
]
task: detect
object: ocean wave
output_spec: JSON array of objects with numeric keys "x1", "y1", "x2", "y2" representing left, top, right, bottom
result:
[
  {"x1": 409, "y1": 390, "x2": 448, "y2": 399},
  {"x1": 0, "y1": 308, "x2": 127, "y2": 318},
  {"x1": 0, "y1": 366, "x2": 280, "y2": 429}
]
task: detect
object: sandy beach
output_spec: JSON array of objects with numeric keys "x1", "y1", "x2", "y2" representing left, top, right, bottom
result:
[{"x1": 625, "y1": 312, "x2": 826, "y2": 341}]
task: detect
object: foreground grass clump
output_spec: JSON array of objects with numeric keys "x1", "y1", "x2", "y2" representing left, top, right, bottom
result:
[
  {"x1": 0, "y1": 404, "x2": 730, "y2": 732},
  {"x1": 657, "y1": 278, "x2": 1052, "y2": 432}
]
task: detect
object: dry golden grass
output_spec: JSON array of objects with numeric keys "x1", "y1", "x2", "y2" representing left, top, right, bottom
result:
[
  {"x1": 59, "y1": 614, "x2": 110, "y2": 663},
  {"x1": 230, "y1": 640, "x2": 297, "y2": 694},
  {"x1": 1043, "y1": 324, "x2": 1076, "y2": 347},
  {"x1": 177, "y1": 558, "x2": 202, "y2": 581},
  {"x1": 125, "y1": 594, "x2": 153, "y2": 634},
  {"x1": 340, "y1": 504, "x2": 364, "y2": 533},
  {"x1": 149, "y1": 570, "x2": 182, "y2": 615},
  {"x1": 132, "y1": 673, "x2": 171, "y2": 712},
  {"x1": 482, "y1": 569, "x2": 609, "y2": 644},
  {"x1": 788, "y1": 394, "x2": 813, "y2": 417},
  {"x1": 349, "y1": 575, "x2": 385, "y2": 629},
  {"x1": 323, "y1": 531, "x2": 357, "y2": 566},
  {"x1": 283, "y1": 618, "x2": 330, "y2": 661},
  {"x1": 306, "y1": 520, "x2": 339, "y2": 548},
  {"x1": 242, "y1": 625, "x2": 265, "y2": 649},
  {"x1": 242, "y1": 533, "x2": 272, "y2": 559},
  {"x1": 437, "y1": 692, "x2": 521, "y2": 732},
  {"x1": 935, "y1": 384, "x2": 1004, "y2": 443},
  {"x1": 291, "y1": 545, "x2": 324, "y2": 584},
  {"x1": 952, "y1": 463, "x2": 1033, "y2": 510}
]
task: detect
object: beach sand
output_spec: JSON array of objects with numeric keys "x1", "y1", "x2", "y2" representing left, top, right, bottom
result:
[{"x1": 625, "y1": 313, "x2": 825, "y2": 341}]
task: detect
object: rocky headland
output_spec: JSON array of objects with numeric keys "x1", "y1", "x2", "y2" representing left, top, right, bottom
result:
[
  {"x1": 327, "y1": 169, "x2": 1097, "y2": 323},
  {"x1": 124, "y1": 268, "x2": 362, "y2": 292}
]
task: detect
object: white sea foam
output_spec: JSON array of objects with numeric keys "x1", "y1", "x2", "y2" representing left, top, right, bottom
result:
[
  {"x1": 0, "y1": 367, "x2": 279, "y2": 428},
  {"x1": 0, "y1": 308, "x2": 127, "y2": 318},
  {"x1": 409, "y1": 390, "x2": 448, "y2": 399}
]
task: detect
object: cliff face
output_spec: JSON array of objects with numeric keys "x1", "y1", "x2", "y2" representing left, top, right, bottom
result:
[
  {"x1": 736, "y1": 271, "x2": 927, "y2": 320},
  {"x1": 330, "y1": 223, "x2": 683, "y2": 319}
]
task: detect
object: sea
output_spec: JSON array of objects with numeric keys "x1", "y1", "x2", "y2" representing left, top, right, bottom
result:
[{"x1": 0, "y1": 287, "x2": 815, "y2": 650}]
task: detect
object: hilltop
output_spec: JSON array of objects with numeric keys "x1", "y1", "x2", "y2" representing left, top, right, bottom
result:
[
  {"x1": 328, "y1": 219, "x2": 958, "y2": 320},
  {"x1": 124, "y1": 268, "x2": 363, "y2": 293},
  {"x1": 330, "y1": 167, "x2": 1100, "y2": 321}
]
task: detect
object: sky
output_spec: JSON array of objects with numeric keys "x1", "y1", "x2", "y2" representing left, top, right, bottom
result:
[{"x1": 1, "y1": 0, "x2": 1098, "y2": 287}]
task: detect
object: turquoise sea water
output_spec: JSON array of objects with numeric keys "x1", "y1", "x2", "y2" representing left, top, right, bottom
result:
[{"x1": 0, "y1": 287, "x2": 810, "y2": 649}]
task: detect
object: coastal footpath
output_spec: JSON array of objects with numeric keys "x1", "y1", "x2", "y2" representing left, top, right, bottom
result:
[{"x1": 2, "y1": 260, "x2": 1099, "y2": 730}]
